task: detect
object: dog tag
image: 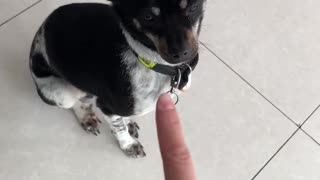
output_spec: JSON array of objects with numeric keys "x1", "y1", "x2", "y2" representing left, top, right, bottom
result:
[
  {"x1": 181, "y1": 65, "x2": 192, "y2": 92},
  {"x1": 181, "y1": 73, "x2": 192, "y2": 92}
]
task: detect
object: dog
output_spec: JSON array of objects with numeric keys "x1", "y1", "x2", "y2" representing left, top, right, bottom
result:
[{"x1": 29, "y1": 0, "x2": 206, "y2": 158}]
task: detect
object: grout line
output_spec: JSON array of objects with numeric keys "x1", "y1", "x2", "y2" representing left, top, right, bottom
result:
[
  {"x1": 251, "y1": 104, "x2": 320, "y2": 179},
  {"x1": 199, "y1": 42, "x2": 320, "y2": 178},
  {"x1": 0, "y1": 0, "x2": 42, "y2": 28},
  {"x1": 251, "y1": 127, "x2": 300, "y2": 179},
  {"x1": 199, "y1": 42, "x2": 299, "y2": 127},
  {"x1": 199, "y1": 42, "x2": 320, "y2": 147},
  {"x1": 197, "y1": 42, "x2": 301, "y2": 179},
  {"x1": 300, "y1": 104, "x2": 320, "y2": 127},
  {"x1": 200, "y1": 41, "x2": 300, "y2": 180},
  {"x1": 300, "y1": 128, "x2": 320, "y2": 146},
  {"x1": 299, "y1": 104, "x2": 320, "y2": 146}
]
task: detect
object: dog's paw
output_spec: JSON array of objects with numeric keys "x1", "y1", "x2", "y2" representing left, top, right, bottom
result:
[
  {"x1": 73, "y1": 103, "x2": 102, "y2": 136},
  {"x1": 80, "y1": 112, "x2": 102, "y2": 136},
  {"x1": 128, "y1": 121, "x2": 140, "y2": 138},
  {"x1": 122, "y1": 141, "x2": 146, "y2": 158}
]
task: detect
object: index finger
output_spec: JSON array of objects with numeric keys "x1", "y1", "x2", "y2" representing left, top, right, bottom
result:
[{"x1": 156, "y1": 94, "x2": 196, "y2": 180}]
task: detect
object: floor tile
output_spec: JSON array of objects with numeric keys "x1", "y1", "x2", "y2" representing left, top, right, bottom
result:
[
  {"x1": 0, "y1": 2, "x2": 150, "y2": 180},
  {"x1": 256, "y1": 130, "x2": 320, "y2": 180},
  {"x1": 175, "y1": 49, "x2": 296, "y2": 180},
  {"x1": 302, "y1": 106, "x2": 320, "y2": 143},
  {"x1": 201, "y1": 0, "x2": 320, "y2": 123},
  {"x1": 0, "y1": 0, "x2": 39, "y2": 26},
  {"x1": 0, "y1": 1, "x2": 296, "y2": 180}
]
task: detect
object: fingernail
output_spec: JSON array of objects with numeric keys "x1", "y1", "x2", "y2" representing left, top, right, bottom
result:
[{"x1": 158, "y1": 94, "x2": 175, "y2": 110}]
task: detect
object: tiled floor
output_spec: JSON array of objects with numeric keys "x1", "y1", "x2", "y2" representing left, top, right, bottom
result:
[{"x1": 0, "y1": 0, "x2": 319, "y2": 179}]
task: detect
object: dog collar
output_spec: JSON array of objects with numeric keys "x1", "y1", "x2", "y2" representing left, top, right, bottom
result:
[
  {"x1": 132, "y1": 50, "x2": 199, "y2": 91},
  {"x1": 136, "y1": 54, "x2": 177, "y2": 76}
]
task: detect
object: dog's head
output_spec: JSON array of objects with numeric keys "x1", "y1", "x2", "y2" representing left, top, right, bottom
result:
[{"x1": 111, "y1": 0, "x2": 205, "y2": 64}]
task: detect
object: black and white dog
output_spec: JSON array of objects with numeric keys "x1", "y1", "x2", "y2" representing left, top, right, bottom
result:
[{"x1": 29, "y1": 0, "x2": 205, "y2": 158}]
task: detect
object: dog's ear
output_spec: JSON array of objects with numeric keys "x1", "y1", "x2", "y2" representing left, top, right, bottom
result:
[
  {"x1": 106, "y1": 0, "x2": 120, "y2": 6},
  {"x1": 106, "y1": 0, "x2": 114, "y2": 2},
  {"x1": 107, "y1": 0, "x2": 130, "y2": 4},
  {"x1": 107, "y1": 0, "x2": 121, "y2": 5}
]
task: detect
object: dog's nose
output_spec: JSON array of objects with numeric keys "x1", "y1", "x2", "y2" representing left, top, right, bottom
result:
[
  {"x1": 172, "y1": 50, "x2": 188, "y2": 59},
  {"x1": 170, "y1": 49, "x2": 193, "y2": 62}
]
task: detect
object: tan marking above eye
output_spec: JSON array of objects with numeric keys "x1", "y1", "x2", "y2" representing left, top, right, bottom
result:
[
  {"x1": 133, "y1": 19, "x2": 141, "y2": 29},
  {"x1": 180, "y1": 0, "x2": 188, "y2": 9},
  {"x1": 152, "y1": 7, "x2": 160, "y2": 16}
]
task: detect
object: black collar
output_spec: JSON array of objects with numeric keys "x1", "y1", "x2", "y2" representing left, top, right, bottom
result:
[{"x1": 132, "y1": 50, "x2": 199, "y2": 90}]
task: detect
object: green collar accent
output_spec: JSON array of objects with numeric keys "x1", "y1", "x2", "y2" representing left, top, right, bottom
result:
[
  {"x1": 137, "y1": 56, "x2": 157, "y2": 69},
  {"x1": 132, "y1": 49, "x2": 199, "y2": 91},
  {"x1": 132, "y1": 50, "x2": 183, "y2": 76},
  {"x1": 136, "y1": 55, "x2": 177, "y2": 76}
]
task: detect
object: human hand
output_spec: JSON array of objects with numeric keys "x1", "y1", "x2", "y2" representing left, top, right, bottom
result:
[{"x1": 156, "y1": 94, "x2": 196, "y2": 180}]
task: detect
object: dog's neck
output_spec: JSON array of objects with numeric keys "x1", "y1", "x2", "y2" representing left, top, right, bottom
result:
[{"x1": 120, "y1": 26, "x2": 177, "y2": 67}]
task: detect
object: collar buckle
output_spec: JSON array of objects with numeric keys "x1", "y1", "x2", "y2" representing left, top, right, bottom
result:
[
  {"x1": 170, "y1": 68, "x2": 182, "y2": 91},
  {"x1": 168, "y1": 68, "x2": 182, "y2": 105}
]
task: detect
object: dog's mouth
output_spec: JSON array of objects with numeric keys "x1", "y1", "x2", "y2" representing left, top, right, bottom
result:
[
  {"x1": 146, "y1": 31, "x2": 199, "y2": 65},
  {"x1": 157, "y1": 44, "x2": 199, "y2": 65},
  {"x1": 159, "y1": 51, "x2": 198, "y2": 65}
]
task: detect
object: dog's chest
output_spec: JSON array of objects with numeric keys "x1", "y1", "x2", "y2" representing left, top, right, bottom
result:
[{"x1": 123, "y1": 50, "x2": 171, "y2": 115}]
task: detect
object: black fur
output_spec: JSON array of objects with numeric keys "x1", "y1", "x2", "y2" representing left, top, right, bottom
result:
[{"x1": 43, "y1": 4, "x2": 134, "y2": 116}]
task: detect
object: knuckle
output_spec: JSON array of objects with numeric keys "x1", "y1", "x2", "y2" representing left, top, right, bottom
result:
[{"x1": 163, "y1": 145, "x2": 192, "y2": 165}]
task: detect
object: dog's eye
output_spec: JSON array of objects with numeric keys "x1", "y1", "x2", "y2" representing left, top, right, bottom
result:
[
  {"x1": 190, "y1": 5, "x2": 199, "y2": 12},
  {"x1": 144, "y1": 14, "x2": 154, "y2": 21}
]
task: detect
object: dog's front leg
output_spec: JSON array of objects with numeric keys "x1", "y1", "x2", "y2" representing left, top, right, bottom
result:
[{"x1": 105, "y1": 115, "x2": 146, "y2": 158}]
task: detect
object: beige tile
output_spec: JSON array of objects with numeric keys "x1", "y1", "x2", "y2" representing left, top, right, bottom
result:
[
  {"x1": 0, "y1": 0, "x2": 38, "y2": 25},
  {"x1": 0, "y1": 0, "x2": 297, "y2": 180},
  {"x1": 256, "y1": 131, "x2": 320, "y2": 180},
  {"x1": 201, "y1": 0, "x2": 320, "y2": 123}
]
